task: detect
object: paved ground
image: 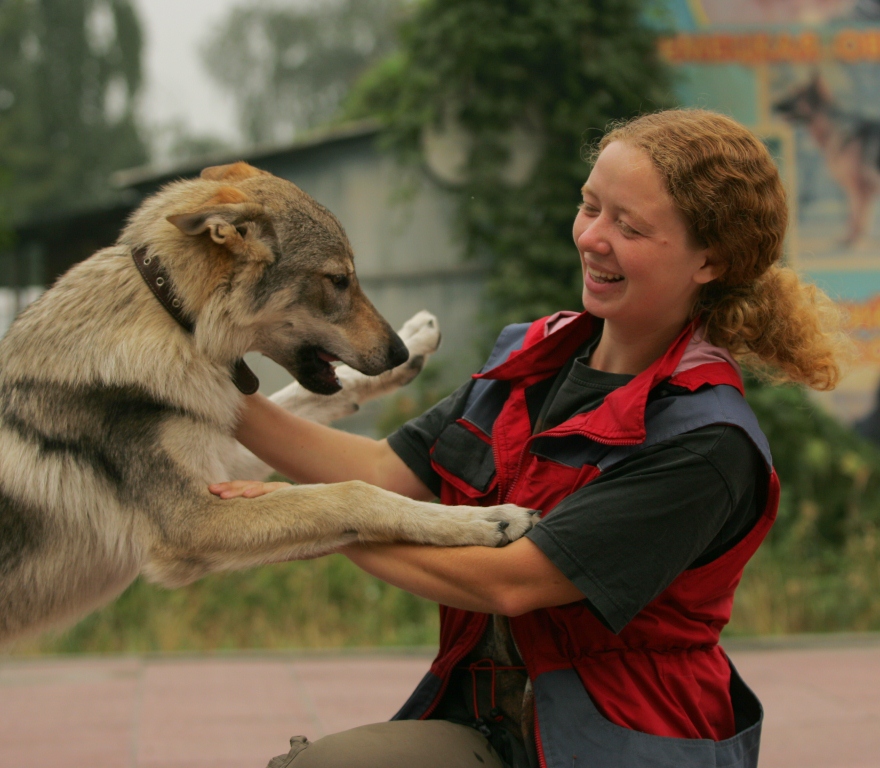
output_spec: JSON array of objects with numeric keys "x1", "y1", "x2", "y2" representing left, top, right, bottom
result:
[{"x1": 1, "y1": 635, "x2": 879, "y2": 768}]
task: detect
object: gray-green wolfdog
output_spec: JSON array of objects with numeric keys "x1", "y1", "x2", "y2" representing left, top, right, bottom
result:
[{"x1": 0, "y1": 162, "x2": 534, "y2": 645}]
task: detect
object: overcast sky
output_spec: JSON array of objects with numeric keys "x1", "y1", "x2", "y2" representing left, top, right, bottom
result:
[
  {"x1": 132, "y1": 0, "x2": 318, "y2": 158},
  {"x1": 132, "y1": 0, "x2": 245, "y2": 150}
]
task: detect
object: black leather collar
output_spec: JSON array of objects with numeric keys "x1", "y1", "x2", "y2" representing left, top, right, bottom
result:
[{"x1": 131, "y1": 246, "x2": 260, "y2": 395}]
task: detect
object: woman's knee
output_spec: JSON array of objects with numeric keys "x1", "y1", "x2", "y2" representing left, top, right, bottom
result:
[{"x1": 266, "y1": 720, "x2": 506, "y2": 768}]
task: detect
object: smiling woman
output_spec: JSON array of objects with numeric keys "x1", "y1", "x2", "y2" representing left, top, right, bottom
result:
[
  {"x1": 215, "y1": 109, "x2": 848, "y2": 768},
  {"x1": 574, "y1": 140, "x2": 721, "y2": 375}
]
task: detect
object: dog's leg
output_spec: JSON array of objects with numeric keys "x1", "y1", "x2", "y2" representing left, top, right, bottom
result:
[
  {"x1": 834, "y1": 141, "x2": 874, "y2": 246},
  {"x1": 144, "y1": 481, "x2": 536, "y2": 587},
  {"x1": 224, "y1": 312, "x2": 441, "y2": 480},
  {"x1": 843, "y1": 185, "x2": 870, "y2": 246}
]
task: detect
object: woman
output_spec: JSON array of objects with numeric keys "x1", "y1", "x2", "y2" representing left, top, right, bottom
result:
[{"x1": 211, "y1": 109, "x2": 845, "y2": 768}]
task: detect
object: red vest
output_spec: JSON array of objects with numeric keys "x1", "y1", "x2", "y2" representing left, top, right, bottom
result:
[{"x1": 395, "y1": 313, "x2": 778, "y2": 768}]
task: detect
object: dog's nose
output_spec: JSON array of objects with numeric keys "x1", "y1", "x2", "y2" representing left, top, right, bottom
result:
[{"x1": 388, "y1": 334, "x2": 409, "y2": 368}]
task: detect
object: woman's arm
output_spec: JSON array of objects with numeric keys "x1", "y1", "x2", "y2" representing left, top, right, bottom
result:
[
  {"x1": 228, "y1": 392, "x2": 433, "y2": 499},
  {"x1": 342, "y1": 537, "x2": 584, "y2": 616},
  {"x1": 210, "y1": 479, "x2": 576, "y2": 613}
]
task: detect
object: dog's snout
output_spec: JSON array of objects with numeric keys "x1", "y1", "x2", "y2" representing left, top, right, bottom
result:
[{"x1": 388, "y1": 334, "x2": 409, "y2": 368}]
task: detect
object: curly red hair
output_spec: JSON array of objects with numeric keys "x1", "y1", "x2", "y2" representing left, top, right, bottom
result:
[{"x1": 596, "y1": 109, "x2": 847, "y2": 390}]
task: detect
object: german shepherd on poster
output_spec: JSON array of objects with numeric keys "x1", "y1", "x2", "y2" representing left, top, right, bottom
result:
[{"x1": 774, "y1": 73, "x2": 880, "y2": 246}]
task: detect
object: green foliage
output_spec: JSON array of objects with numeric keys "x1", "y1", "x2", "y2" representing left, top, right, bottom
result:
[
  {"x1": 0, "y1": 0, "x2": 148, "y2": 220},
  {"x1": 0, "y1": 166, "x2": 13, "y2": 250},
  {"x1": 722, "y1": 377, "x2": 880, "y2": 636},
  {"x1": 152, "y1": 118, "x2": 234, "y2": 166},
  {"x1": 730, "y1": 538, "x2": 880, "y2": 635},
  {"x1": 15, "y1": 557, "x2": 439, "y2": 655},
  {"x1": 745, "y1": 378, "x2": 880, "y2": 555},
  {"x1": 202, "y1": 0, "x2": 406, "y2": 146},
  {"x1": 348, "y1": 0, "x2": 675, "y2": 337}
]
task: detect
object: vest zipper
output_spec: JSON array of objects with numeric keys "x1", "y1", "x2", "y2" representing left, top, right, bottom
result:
[
  {"x1": 500, "y1": 439, "x2": 526, "y2": 504},
  {"x1": 546, "y1": 424, "x2": 643, "y2": 447},
  {"x1": 534, "y1": 705, "x2": 549, "y2": 768}
]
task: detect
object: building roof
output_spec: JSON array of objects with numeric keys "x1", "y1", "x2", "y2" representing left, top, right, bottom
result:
[{"x1": 111, "y1": 119, "x2": 381, "y2": 195}]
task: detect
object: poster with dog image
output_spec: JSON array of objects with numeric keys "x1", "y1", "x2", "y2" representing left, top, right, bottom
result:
[{"x1": 661, "y1": 0, "x2": 880, "y2": 422}]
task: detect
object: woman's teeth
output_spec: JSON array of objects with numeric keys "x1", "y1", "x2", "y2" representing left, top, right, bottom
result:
[{"x1": 588, "y1": 266, "x2": 624, "y2": 284}]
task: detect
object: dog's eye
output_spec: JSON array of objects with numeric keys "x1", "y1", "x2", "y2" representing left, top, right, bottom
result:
[{"x1": 327, "y1": 274, "x2": 350, "y2": 289}]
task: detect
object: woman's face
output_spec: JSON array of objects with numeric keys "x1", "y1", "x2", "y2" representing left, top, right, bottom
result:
[{"x1": 573, "y1": 141, "x2": 718, "y2": 337}]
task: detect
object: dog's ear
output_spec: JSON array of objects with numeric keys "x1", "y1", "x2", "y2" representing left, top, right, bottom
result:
[
  {"x1": 167, "y1": 188, "x2": 278, "y2": 262},
  {"x1": 200, "y1": 162, "x2": 270, "y2": 182}
]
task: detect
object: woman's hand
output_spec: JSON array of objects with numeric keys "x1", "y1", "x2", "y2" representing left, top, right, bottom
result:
[{"x1": 208, "y1": 480, "x2": 293, "y2": 499}]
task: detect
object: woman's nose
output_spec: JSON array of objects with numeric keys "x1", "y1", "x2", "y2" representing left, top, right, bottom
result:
[{"x1": 577, "y1": 217, "x2": 611, "y2": 255}]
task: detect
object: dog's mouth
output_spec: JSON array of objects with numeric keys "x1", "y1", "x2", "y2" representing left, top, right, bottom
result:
[{"x1": 293, "y1": 345, "x2": 344, "y2": 395}]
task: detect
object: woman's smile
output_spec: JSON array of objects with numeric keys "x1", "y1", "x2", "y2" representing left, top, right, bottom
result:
[{"x1": 586, "y1": 264, "x2": 626, "y2": 285}]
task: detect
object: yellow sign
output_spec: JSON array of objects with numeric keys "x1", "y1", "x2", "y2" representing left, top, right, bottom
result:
[
  {"x1": 659, "y1": 29, "x2": 880, "y2": 65},
  {"x1": 842, "y1": 295, "x2": 880, "y2": 365}
]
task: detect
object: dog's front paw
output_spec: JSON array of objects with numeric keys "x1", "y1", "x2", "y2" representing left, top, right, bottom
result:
[
  {"x1": 398, "y1": 310, "x2": 441, "y2": 357},
  {"x1": 443, "y1": 503, "x2": 538, "y2": 547},
  {"x1": 269, "y1": 379, "x2": 360, "y2": 424},
  {"x1": 484, "y1": 504, "x2": 540, "y2": 546}
]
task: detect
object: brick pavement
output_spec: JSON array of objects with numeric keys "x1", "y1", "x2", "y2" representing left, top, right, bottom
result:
[{"x1": 1, "y1": 636, "x2": 878, "y2": 768}]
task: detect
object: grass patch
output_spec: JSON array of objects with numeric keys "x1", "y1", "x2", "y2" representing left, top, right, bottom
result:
[
  {"x1": 9, "y1": 556, "x2": 438, "y2": 656},
  {"x1": 729, "y1": 534, "x2": 880, "y2": 636}
]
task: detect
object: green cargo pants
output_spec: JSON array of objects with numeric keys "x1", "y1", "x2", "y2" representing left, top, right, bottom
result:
[{"x1": 266, "y1": 720, "x2": 507, "y2": 768}]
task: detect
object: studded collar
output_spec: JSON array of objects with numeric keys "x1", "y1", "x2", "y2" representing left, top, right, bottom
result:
[{"x1": 131, "y1": 246, "x2": 259, "y2": 395}]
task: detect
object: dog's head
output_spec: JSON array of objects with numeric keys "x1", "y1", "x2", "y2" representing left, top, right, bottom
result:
[
  {"x1": 773, "y1": 73, "x2": 832, "y2": 123},
  {"x1": 124, "y1": 162, "x2": 408, "y2": 394}
]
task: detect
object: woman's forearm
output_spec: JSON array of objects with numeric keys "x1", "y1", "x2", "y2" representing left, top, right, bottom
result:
[
  {"x1": 235, "y1": 393, "x2": 432, "y2": 498},
  {"x1": 345, "y1": 543, "x2": 502, "y2": 614},
  {"x1": 342, "y1": 537, "x2": 583, "y2": 616}
]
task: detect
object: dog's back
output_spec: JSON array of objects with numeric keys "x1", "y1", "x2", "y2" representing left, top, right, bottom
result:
[{"x1": 0, "y1": 248, "x2": 235, "y2": 642}]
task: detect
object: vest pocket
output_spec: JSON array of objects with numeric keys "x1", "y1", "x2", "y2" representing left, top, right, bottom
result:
[
  {"x1": 431, "y1": 422, "x2": 497, "y2": 496},
  {"x1": 533, "y1": 667, "x2": 760, "y2": 768}
]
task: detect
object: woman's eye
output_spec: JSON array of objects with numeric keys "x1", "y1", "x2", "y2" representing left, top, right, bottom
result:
[
  {"x1": 618, "y1": 221, "x2": 639, "y2": 236},
  {"x1": 327, "y1": 274, "x2": 350, "y2": 289},
  {"x1": 578, "y1": 202, "x2": 598, "y2": 215}
]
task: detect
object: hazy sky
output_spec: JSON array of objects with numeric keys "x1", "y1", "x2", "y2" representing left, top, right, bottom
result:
[
  {"x1": 132, "y1": 0, "x2": 245, "y2": 150},
  {"x1": 133, "y1": 0, "x2": 316, "y2": 157}
]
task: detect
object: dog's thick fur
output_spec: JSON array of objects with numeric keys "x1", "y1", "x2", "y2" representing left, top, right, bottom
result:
[
  {"x1": 774, "y1": 73, "x2": 880, "y2": 246},
  {"x1": 0, "y1": 162, "x2": 534, "y2": 646}
]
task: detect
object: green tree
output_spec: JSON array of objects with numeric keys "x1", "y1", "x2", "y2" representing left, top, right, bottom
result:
[
  {"x1": 348, "y1": 0, "x2": 674, "y2": 336},
  {"x1": 0, "y1": 0, "x2": 148, "y2": 221},
  {"x1": 202, "y1": 0, "x2": 405, "y2": 146}
]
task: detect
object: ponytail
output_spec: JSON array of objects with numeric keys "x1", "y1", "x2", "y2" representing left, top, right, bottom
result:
[{"x1": 695, "y1": 265, "x2": 849, "y2": 390}]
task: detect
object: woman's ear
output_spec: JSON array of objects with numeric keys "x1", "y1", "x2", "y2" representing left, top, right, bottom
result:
[{"x1": 694, "y1": 249, "x2": 724, "y2": 285}]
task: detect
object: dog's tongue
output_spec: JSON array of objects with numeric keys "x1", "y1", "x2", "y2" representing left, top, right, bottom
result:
[{"x1": 317, "y1": 350, "x2": 340, "y2": 364}]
